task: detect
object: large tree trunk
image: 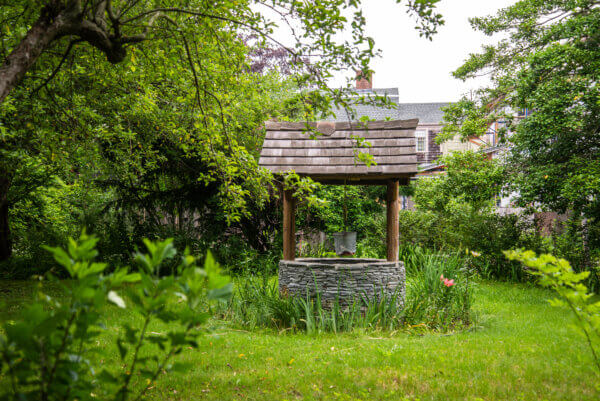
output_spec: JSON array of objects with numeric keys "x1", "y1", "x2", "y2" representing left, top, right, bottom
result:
[
  {"x1": 0, "y1": 7, "x2": 72, "y2": 104},
  {"x1": 0, "y1": 1, "x2": 147, "y2": 104},
  {"x1": 0, "y1": 176, "x2": 11, "y2": 262}
]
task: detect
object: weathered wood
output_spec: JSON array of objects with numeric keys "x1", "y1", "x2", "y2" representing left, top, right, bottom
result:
[
  {"x1": 259, "y1": 155, "x2": 417, "y2": 166},
  {"x1": 263, "y1": 164, "x2": 417, "y2": 175},
  {"x1": 316, "y1": 121, "x2": 336, "y2": 135},
  {"x1": 283, "y1": 189, "x2": 296, "y2": 261},
  {"x1": 386, "y1": 180, "x2": 399, "y2": 262},
  {"x1": 313, "y1": 177, "x2": 411, "y2": 185},
  {"x1": 262, "y1": 138, "x2": 415, "y2": 148},
  {"x1": 259, "y1": 119, "x2": 419, "y2": 181},
  {"x1": 260, "y1": 147, "x2": 415, "y2": 157},
  {"x1": 265, "y1": 119, "x2": 419, "y2": 131},
  {"x1": 265, "y1": 130, "x2": 416, "y2": 140}
]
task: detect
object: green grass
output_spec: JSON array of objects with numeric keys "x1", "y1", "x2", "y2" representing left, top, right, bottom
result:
[{"x1": 1, "y1": 279, "x2": 598, "y2": 400}]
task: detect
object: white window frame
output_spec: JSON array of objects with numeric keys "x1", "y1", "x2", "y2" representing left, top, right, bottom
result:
[{"x1": 415, "y1": 130, "x2": 428, "y2": 153}]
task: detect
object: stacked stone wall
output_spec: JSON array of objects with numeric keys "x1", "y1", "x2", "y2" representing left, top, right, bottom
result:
[{"x1": 279, "y1": 258, "x2": 405, "y2": 306}]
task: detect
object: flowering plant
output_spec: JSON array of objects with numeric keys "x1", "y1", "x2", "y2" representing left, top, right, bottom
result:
[{"x1": 440, "y1": 274, "x2": 456, "y2": 287}]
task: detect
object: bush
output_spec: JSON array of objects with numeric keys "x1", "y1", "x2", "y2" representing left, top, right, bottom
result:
[
  {"x1": 2, "y1": 179, "x2": 101, "y2": 279},
  {"x1": 0, "y1": 233, "x2": 231, "y2": 401},
  {"x1": 211, "y1": 234, "x2": 281, "y2": 276},
  {"x1": 398, "y1": 209, "x2": 542, "y2": 281},
  {"x1": 547, "y1": 217, "x2": 600, "y2": 291},
  {"x1": 296, "y1": 185, "x2": 386, "y2": 245}
]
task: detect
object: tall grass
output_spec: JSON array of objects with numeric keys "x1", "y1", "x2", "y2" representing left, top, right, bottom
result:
[
  {"x1": 222, "y1": 276, "x2": 405, "y2": 334},
  {"x1": 402, "y1": 247, "x2": 472, "y2": 330},
  {"x1": 223, "y1": 248, "x2": 472, "y2": 333}
]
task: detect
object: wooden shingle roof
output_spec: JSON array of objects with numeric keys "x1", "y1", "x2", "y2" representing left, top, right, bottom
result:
[{"x1": 259, "y1": 119, "x2": 419, "y2": 184}]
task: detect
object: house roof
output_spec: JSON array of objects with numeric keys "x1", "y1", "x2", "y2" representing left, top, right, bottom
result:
[
  {"x1": 327, "y1": 104, "x2": 400, "y2": 122},
  {"x1": 397, "y1": 102, "x2": 450, "y2": 124},
  {"x1": 325, "y1": 88, "x2": 400, "y2": 122},
  {"x1": 258, "y1": 119, "x2": 419, "y2": 184},
  {"x1": 323, "y1": 88, "x2": 450, "y2": 125}
]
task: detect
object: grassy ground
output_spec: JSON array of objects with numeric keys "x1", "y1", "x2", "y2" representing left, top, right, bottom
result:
[{"x1": 0, "y1": 280, "x2": 597, "y2": 400}]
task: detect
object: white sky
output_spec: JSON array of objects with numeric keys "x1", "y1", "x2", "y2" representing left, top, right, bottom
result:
[{"x1": 329, "y1": 0, "x2": 517, "y2": 102}]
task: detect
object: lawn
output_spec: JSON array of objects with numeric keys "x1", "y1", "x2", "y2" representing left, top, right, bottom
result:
[{"x1": 0, "y1": 279, "x2": 597, "y2": 400}]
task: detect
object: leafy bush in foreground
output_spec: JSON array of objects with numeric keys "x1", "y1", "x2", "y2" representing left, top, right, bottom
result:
[{"x1": 0, "y1": 233, "x2": 231, "y2": 401}]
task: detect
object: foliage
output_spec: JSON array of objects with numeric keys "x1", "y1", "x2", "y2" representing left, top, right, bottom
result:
[
  {"x1": 400, "y1": 246, "x2": 472, "y2": 331},
  {"x1": 398, "y1": 209, "x2": 542, "y2": 281},
  {"x1": 442, "y1": 0, "x2": 600, "y2": 223},
  {"x1": 0, "y1": 0, "x2": 445, "y2": 262},
  {"x1": 224, "y1": 276, "x2": 406, "y2": 334},
  {"x1": 211, "y1": 234, "x2": 281, "y2": 276},
  {"x1": 225, "y1": 246, "x2": 472, "y2": 334},
  {"x1": 505, "y1": 249, "x2": 600, "y2": 375},
  {"x1": 405, "y1": 150, "x2": 541, "y2": 280},
  {"x1": 545, "y1": 216, "x2": 600, "y2": 291},
  {"x1": 293, "y1": 185, "x2": 388, "y2": 258},
  {"x1": 297, "y1": 185, "x2": 385, "y2": 234},
  {"x1": 414, "y1": 151, "x2": 505, "y2": 214},
  {"x1": 0, "y1": 233, "x2": 231, "y2": 400}
]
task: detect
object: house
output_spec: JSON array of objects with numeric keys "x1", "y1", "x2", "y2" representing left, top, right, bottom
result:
[
  {"x1": 325, "y1": 75, "x2": 487, "y2": 168},
  {"x1": 397, "y1": 102, "x2": 446, "y2": 165}
]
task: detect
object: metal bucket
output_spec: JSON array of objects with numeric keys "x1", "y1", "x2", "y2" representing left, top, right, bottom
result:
[{"x1": 332, "y1": 232, "x2": 356, "y2": 256}]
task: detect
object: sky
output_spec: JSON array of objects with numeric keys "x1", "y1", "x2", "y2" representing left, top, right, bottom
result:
[{"x1": 329, "y1": 0, "x2": 517, "y2": 103}]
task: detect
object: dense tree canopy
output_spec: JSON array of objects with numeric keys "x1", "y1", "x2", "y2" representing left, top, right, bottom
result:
[
  {"x1": 441, "y1": 0, "x2": 600, "y2": 221},
  {"x1": 0, "y1": 0, "x2": 444, "y2": 262}
]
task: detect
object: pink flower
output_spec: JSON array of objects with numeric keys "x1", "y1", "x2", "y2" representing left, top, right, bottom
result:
[
  {"x1": 440, "y1": 274, "x2": 445, "y2": 281},
  {"x1": 443, "y1": 278, "x2": 455, "y2": 287}
]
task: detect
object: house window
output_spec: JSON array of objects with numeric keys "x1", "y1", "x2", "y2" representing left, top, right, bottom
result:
[{"x1": 415, "y1": 130, "x2": 428, "y2": 152}]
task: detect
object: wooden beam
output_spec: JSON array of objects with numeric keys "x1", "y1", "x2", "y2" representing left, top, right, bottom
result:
[
  {"x1": 386, "y1": 180, "x2": 399, "y2": 262},
  {"x1": 265, "y1": 119, "x2": 419, "y2": 131},
  {"x1": 282, "y1": 188, "x2": 296, "y2": 261}
]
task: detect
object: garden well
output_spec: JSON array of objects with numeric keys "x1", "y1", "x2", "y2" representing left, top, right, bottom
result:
[
  {"x1": 279, "y1": 258, "x2": 405, "y2": 306},
  {"x1": 259, "y1": 119, "x2": 418, "y2": 306}
]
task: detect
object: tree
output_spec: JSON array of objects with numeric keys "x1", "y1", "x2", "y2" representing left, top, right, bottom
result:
[
  {"x1": 441, "y1": 0, "x2": 600, "y2": 223},
  {"x1": 414, "y1": 151, "x2": 505, "y2": 215},
  {"x1": 410, "y1": 151, "x2": 525, "y2": 279},
  {"x1": 2, "y1": 27, "x2": 294, "y2": 265},
  {"x1": 0, "y1": 0, "x2": 444, "y2": 262},
  {"x1": 0, "y1": 0, "x2": 443, "y2": 104}
]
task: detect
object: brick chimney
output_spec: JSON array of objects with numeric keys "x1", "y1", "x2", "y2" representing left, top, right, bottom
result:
[{"x1": 355, "y1": 70, "x2": 372, "y2": 89}]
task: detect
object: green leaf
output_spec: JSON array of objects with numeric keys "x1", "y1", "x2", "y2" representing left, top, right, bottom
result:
[{"x1": 117, "y1": 338, "x2": 128, "y2": 360}]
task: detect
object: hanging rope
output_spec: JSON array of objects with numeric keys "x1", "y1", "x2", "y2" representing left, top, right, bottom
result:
[{"x1": 343, "y1": 179, "x2": 348, "y2": 233}]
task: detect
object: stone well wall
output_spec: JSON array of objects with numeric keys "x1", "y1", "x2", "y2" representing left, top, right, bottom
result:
[{"x1": 279, "y1": 258, "x2": 405, "y2": 306}]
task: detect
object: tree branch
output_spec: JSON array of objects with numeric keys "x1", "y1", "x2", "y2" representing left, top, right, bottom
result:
[{"x1": 30, "y1": 39, "x2": 82, "y2": 96}]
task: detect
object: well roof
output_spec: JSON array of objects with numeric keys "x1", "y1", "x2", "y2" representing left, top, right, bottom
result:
[{"x1": 259, "y1": 119, "x2": 419, "y2": 184}]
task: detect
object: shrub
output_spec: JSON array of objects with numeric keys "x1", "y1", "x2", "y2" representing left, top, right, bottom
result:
[
  {"x1": 398, "y1": 208, "x2": 542, "y2": 281},
  {"x1": 547, "y1": 217, "x2": 600, "y2": 291},
  {"x1": 212, "y1": 235, "x2": 281, "y2": 276},
  {"x1": 0, "y1": 233, "x2": 231, "y2": 401}
]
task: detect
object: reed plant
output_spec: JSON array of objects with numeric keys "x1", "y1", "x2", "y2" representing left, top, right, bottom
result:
[{"x1": 224, "y1": 245, "x2": 472, "y2": 333}]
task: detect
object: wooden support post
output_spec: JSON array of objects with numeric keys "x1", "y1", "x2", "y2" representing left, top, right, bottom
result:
[
  {"x1": 386, "y1": 180, "x2": 399, "y2": 262},
  {"x1": 283, "y1": 188, "x2": 296, "y2": 261}
]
